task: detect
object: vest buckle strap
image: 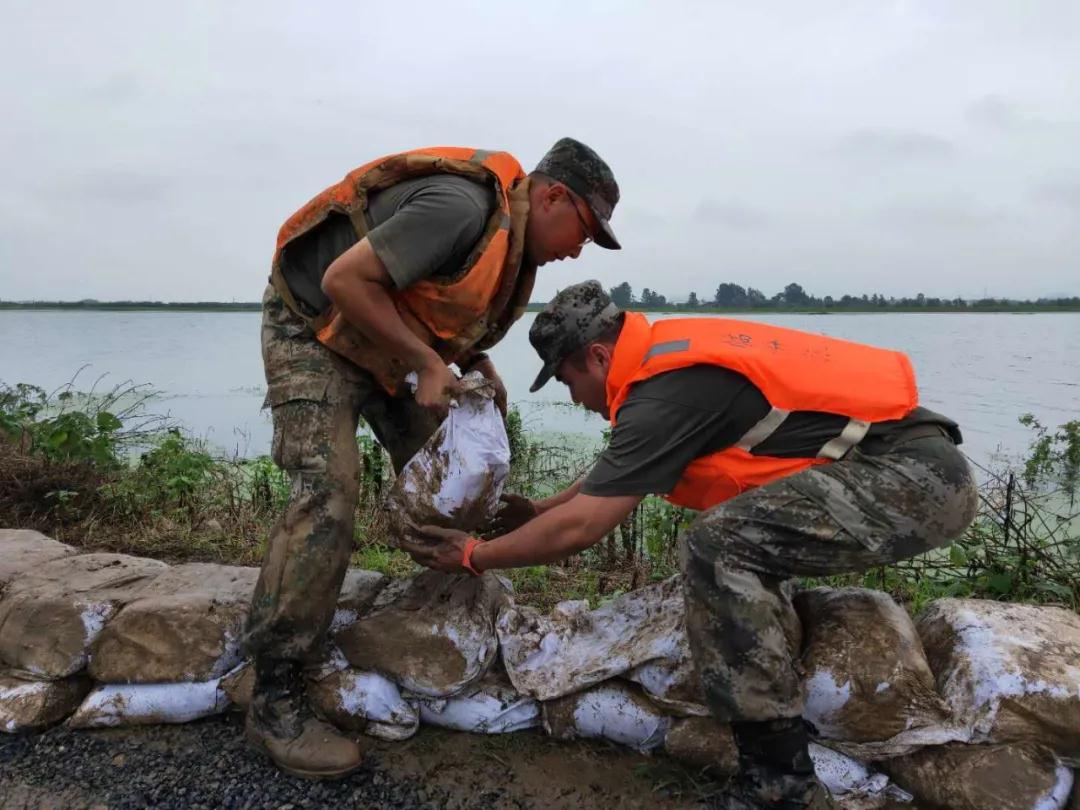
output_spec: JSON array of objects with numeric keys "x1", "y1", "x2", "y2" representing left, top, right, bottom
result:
[
  {"x1": 734, "y1": 407, "x2": 791, "y2": 452},
  {"x1": 818, "y1": 418, "x2": 871, "y2": 461}
]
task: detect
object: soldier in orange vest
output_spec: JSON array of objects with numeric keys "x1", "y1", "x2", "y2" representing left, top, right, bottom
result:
[
  {"x1": 406, "y1": 280, "x2": 978, "y2": 809},
  {"x1": 246, "y1": 144, "x2": 620, "y2": 778}
]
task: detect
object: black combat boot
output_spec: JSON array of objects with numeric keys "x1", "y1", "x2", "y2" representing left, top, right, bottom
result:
[
  {"x1": 723, "y1": 717, "x2": 821, "y2": 809},
  {"x1": 245, "y1": 657, "x2": 363, "y2": 779}
]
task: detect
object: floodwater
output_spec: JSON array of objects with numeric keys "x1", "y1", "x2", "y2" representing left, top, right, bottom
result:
[{"x1": 1, "y1": 309, "x2": 1077, "y2": 470}]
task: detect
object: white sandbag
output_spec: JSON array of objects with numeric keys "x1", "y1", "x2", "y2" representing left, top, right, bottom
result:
[
  {"x1": 336, "y1": 570, "x2": 509, "y2": 698},
  {"x1": 795, "y1": 588, "x2": 959, "y2": 759},
  {"x1": 309, "y1": 667, "x2": 419, "y2": 742},
  {"x1": 89, "y1": 563, "x2": 258, "y2": 683},
  {"x1": 882, "y1": 743, "x2": 1074, "y2": 810},
  {"x1": 810, "y1": 744, "x2": 913, "y2": 804},
  {"x1": 499, "y1": 577, "x2": 697, "y2": 705},
  {"x1": 68, "y1": 678, "x2": 229, "y2": 728},
  {"x1": 0, "y1": 671, "x2": 91, "y2": 733},
  {"x1": 385, "y1": 372, "x2": 509, "y2": 541},
  {"x1": 0, "y1": 530, "x2": 76, "y2": 596},
  {"x1": 917, "y1": 599, "x2": 1080, "y2": 764},
  {"x1": 0, "y1": 553, "x2": 168, "y2": 678},
  {"x1": 419, "y1": 672, "x2": 539, "y2": 734},
  {"x1": 542, "y1": 681, "x2": 670, "y2": 753}
]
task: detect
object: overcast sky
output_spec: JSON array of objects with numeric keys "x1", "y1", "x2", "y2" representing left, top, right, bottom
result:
[{"x1": 2, "y1": 1, "x2": 1078, "y2": 303}]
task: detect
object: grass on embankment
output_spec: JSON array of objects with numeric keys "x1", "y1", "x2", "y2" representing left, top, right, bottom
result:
[{"x1": 1, "y1": 380, "x2": 1077, "y2": 612}]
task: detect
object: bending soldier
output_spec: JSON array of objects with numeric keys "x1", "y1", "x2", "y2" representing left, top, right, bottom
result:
[
  {"x1": 406, "y1": 280, "x2": 978, "y2": 809},
  {"x1": 246, "y1": 144, "x2": 621, "y2": 778}
]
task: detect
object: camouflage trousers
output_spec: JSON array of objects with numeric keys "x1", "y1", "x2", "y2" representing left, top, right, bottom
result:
[
  {"x1": 245, "y1": 286, "x2": 441, "y2": 661},
  {"x1": 679, "y1": 434, "x2": 978, "y2": 723}
]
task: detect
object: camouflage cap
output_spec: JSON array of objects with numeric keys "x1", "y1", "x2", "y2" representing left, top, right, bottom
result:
[
  {"x1": 528, "y1": 280, "x2": 624, "y2": 392},
  {"x1": 534, "y1": 137, "x2": 621, "y2": 250}
]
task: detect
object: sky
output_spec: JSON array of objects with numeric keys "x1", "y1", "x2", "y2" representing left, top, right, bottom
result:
[{"x1": 2, "y1": 0, "x2": 1078, "y2": 303}]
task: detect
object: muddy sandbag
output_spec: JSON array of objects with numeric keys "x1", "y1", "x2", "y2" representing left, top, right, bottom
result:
[
  {"x1": 499, "y1": 577, "x2": 696, "y2": 705},
  {"x1": 0, "y1": 553, "x2": 168, "y2": 678},
  {"x1": 309, "y1": 667, "x2": 419, "y2": 742},
  {"x1": 662, "y1": 716, "x2": 739, "y2": 775},
  {"x1": 68, "y1": 678, "x2": 229, "y2": 728},
  {"x1": 0, "y1": 530, "x2": 76, "y2": 596},
  {"x1": 335, "y1": 570, "x2": 509, "y2": 698},
  {"x1": 384, "y1": 373, "x2": 509, "y2": 543},
  {"x1": 542, "y1": 680, "x2": 671, "y2": 752},
  {"x1": 419, "y1": 670, "x2": 539, "y2": 734},
  {"x1": 795, "y1": 588, "x2": 956, "y2": 758},
  {"x1": 0, "y1": 671, "x2": 91, "y2": 733},
  {"x1": 329, "y1": 568, "x2": 389, "y2": 631},
  {"x1": 220, "y1": 661, "x2": 253, "y2": 710},
  {"x1": 89, "y1": 563, "x2": 258, "y2": 683},
  {"x1": 882, "y1": 743, "x2": 1074, "y2": 810},
  {"x1": 917, "y1": 599, "x2": 1080, "y2": 763}
]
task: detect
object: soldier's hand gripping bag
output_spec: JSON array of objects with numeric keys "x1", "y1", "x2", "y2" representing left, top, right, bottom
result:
[{"x1": 385, "y1": 371, "x2": 510, "y2": 545}]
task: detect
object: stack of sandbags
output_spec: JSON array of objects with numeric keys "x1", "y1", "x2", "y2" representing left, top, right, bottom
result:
[
  {"x1": 335, "y1": 570, "x2": 510, "y2": 698},
  {"x1": 916, "y1": 599, "x2": 1080, "y2": 765},
  {"x1": 0, "y1": 530, "x2": 86, "y2": 732},
  {"x1": 0, "y1": 543, "x2": 168, "y2": 732},
  {"x1": 795, "y1": 587, "x2": 959, "y2": 759},
  {"x1": 67, "y1": 563, "x2": 259, "y2": 729}
]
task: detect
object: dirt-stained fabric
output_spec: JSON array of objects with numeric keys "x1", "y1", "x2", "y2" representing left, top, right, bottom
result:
[
  {"x1": 244, "y1": 287, "x2": 440, "y2": 662},
  {"x1": 881, "y1": 743, "x2": 1074, "y2": 810},
  {"x1": 680, "y1": 437, "x2": 977, "y2": 724},
  {"x1": 794, "y1": 587, "x2": 953, "y2": 756}
]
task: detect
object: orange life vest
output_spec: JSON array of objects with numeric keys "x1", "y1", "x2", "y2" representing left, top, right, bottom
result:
[
  {"x1": 606, "y1": 313, "x2": 919, "y2": 510},
  {"x1": 270, "y1": 147, "x2": 534, "y2": 394}
]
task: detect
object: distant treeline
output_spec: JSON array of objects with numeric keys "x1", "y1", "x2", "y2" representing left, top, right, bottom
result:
[
  {"x1": 573, "y1": 282, "x2": 1080, "y2": 312},
  {"x1": 4, "y1": 282, "x2": 1079, "y2": 314}
]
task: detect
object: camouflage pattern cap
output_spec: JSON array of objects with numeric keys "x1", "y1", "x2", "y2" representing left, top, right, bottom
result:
[
  {"x1": 528, "y1": 280, "x2": 623, "y2": 392},
  {"x1": 534, "y1": 137, "x2": 621, "y2": 250}
]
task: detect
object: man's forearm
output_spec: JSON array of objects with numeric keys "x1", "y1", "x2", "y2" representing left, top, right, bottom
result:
[
  {"x1": 322, "y1": 240, "x2": 442, "y2": 373},
  {"x1": 471, "y1": 492, "x2": 641, "y2": 571},
  {"x1": 535, "y1": 476, "x2": 585, "y2": 513}
]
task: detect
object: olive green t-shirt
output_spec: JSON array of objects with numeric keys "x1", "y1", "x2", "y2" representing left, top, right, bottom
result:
[
  {"x1": 279, "y1": 174, "x2": 495, "y2": 315},
  {"x1": 581, "y1": 365, "x2": 961, "y2": 498}
]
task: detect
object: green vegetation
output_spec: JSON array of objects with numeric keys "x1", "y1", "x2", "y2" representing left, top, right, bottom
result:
[{"x1": 1, "y1": 379, "x2": 1076, "y2": 611}]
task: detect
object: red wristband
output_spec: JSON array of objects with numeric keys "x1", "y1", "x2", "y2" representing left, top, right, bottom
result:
[{"x1": 461, "y1": 536, "x2": 483, "y2": 576}]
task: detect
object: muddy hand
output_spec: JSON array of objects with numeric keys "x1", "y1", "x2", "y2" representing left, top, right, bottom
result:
[
  {"x1": 415, "y1": 361, "x2": 462, "y2": 419},
  {"x1": 488, "y1": 493, "x2": 538, "y2": 534},
  {"x1": 400, "y1": 525, "x2": 471, "y2": 573},
  {"x1": 469, "y1": 355, "x2": 508, "y2": 418}
]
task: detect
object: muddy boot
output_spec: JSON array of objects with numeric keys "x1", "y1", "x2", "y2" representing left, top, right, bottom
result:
[
  {"x1": 245, "y1": 657, "x2": 363, "y2": 779},
  {"x1": 721, "y1": 717, "x2": 819, "y2": 809}
]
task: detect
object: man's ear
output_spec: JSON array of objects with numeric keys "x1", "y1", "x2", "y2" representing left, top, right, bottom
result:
[{"x1": 590, "y1": 342, "x2": 613, "y2": 371}]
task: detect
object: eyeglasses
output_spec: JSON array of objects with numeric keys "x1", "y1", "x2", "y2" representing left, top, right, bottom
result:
[{"x1": 568, "y1": 192, "x2": 594, "y2": 247}]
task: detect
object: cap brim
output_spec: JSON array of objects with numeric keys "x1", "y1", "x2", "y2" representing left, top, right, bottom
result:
[
  {"x1": 590, "y1": 214, "x2": 620, "y2": 250},
  {"x1": 529, "y1": 362, "x2": 557, "y2": 393}
]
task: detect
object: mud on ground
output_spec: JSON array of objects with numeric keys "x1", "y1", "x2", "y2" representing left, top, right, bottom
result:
[{"x1": 0, "y1": 714, "x2": 728, "y2": 810}]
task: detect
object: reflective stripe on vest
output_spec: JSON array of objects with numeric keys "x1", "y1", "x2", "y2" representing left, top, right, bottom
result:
[{"x1": 605, "y1": 313, "x2": 918, "y2": 510}]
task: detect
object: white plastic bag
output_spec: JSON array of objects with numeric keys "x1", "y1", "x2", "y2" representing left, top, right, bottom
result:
[{"x1": 386, "y1": 371, "x2": 510, "y2": 542}]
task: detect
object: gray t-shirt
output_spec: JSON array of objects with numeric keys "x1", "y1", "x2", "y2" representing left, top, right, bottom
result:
[
  {"x1": 279, "y1": 174, "x2": 495, "y2": 315},
  {"x1": 581, "y1": 365, "x2": 960, "y2": 498}
]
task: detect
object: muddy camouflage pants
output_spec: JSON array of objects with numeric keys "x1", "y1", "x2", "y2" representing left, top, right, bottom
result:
[
  {"x1": 680, "y1": 434, "x2": 978, "y2": 724},
  {"x1": 245, "y1": 286, "x2": 441, "y2": 661}
]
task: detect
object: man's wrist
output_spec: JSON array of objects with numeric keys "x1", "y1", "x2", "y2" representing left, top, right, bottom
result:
[{"x1": 462, "y1": 536, "x2": 485, "y2": 575}]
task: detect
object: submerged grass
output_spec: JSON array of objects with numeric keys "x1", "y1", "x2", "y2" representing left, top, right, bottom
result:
[{"x1": 1, "y1": 379, "x2": 1076, "y2": 612}]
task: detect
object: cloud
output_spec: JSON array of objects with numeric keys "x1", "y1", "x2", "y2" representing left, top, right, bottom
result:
[
  {"x1": 64, "y1": 171, "x2": 174, "y2": 205},
  {"x1": 831, "y1": 129, "x2": 957, "y2": 160},
  {"x1": 692, "y1": 199, "x2": 771, "y2": 229},
  {"x1": 1032, "y1": 180, "x2": 1080, "y2": 210},
  {"x1": 874, "y1": 198, "x2": 1011, "y2": 230}
]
